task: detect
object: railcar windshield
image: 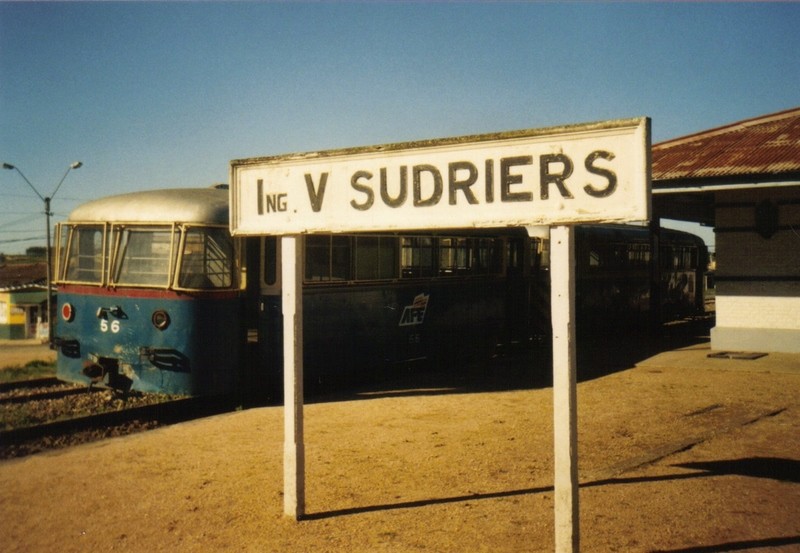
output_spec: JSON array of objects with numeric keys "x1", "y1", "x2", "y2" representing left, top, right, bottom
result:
[
  {"x1": 56, "y1": 222, "x2": 238, "y2": 290},
  {"x1": 178, "y1": 227, "x2": 236, "y2": 288},
  {"x1": 113, "y1": 226, "x2": 174, "y2": 286},
  {"x1": 61, "y1": 225, "x2": 106, "y2": 284}
]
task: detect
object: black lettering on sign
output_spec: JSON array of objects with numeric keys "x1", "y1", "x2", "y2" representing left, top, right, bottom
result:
[
  {"x1": 448, "y1": 161, "x2": 479, "y2": 205},
  {"x1": 350, "y1": 171, "x2": 374, "y2": 211},
  {"x1": 413, "y1": 165, "x2": 443, "y2": 207},
  {"x1": 540, "y1": 154, "x2": 573, "y2": 200},
  {"x1": 305, "y1": 172, "x2": 328, "y2": 212},
  {"x1": 500, "y1": 156, "x2": 533, "y2": 202},
  {"x1": 257, "y1": 180, "x2": 288, "y2": 214},
  {"x1": 266, "y1": 193, "x2": 287, "y2": 212},
  {"x1": 583, "y1": 150, "x2": 617, "y2": 198},
  {"x1": 485, "y1": 159, "x2": 494, "y2": 203},
  {"x1": 380, "y1": 166, "x2": 408, "y2": 208}
]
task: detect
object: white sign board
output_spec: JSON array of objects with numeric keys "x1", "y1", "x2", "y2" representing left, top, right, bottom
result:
[{"x1": 230, "y1": 118, "x2": 650, "y2": 234}]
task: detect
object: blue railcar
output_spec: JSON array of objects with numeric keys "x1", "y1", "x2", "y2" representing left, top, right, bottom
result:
[
  {"x1": 54, "y1": 187, "x2": 243, "y2": 396},
  {"x1": 248, "y1": 232, "x2": 520, "y2": 394},
  {"x1": 53, "y1": 186, "x2": 707, "y2": 397},
  {"x1": 574, "y1": 225, "x2": 708, "y2": 331}
]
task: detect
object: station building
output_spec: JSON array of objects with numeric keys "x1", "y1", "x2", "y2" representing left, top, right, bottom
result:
[{"x1": 652, "y1": 106, "x2": 800, "y2": 353}]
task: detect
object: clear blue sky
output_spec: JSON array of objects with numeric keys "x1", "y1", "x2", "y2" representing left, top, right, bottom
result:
[{"x1": 2, "y1": 2, "x2": 798, "y2": 253}]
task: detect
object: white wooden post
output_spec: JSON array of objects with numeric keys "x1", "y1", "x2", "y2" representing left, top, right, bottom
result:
[
  {"x1": 282, "y1": 235, "x2": 305, "y2": 519},
  {"x1": 551, "y1": 225, "x2": 579, "y2": 552}
]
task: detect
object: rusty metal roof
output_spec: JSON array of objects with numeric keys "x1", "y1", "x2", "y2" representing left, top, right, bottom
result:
[
  {"x1": 652, "y1": 106, "x2": 800, "y2": 183},
  {"x1": 0, "y1": 263, "x2": 47, "y2": 291}
]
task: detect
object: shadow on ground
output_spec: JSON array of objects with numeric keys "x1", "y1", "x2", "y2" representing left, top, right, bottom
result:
[
  {"x1": 674, "y1": 456, "x2": 800, "y2": 484},
  {"x1": 303, "y1": 315, "x2": 714, "y2": 404}
]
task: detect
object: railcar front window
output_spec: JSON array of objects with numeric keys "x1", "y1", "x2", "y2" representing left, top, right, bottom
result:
[
  {"x1": 113, "y1": 227, "x2": 173, "y2": 286},
  {"x1": 178, "y1": 227, "x2": 236, "y2": 289},
  {"x1": 62, "y1": 225, "x2": 105, "y2": 284}
]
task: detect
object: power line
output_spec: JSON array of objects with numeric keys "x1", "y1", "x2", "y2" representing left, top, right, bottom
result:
[
  {"x1": 0, "y1": 236, "x2": 45, "y2": 245},
  {"x1": 0, "y1": 215, "x2": 40, "y2": 229}
]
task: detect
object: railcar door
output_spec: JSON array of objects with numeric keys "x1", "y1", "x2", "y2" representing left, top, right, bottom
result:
[{"x1": 248, "y1": 236, "x2": 283, "y2": 398}]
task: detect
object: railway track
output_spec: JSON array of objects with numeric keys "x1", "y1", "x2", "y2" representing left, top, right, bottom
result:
[
  {"x1": 0, "y1": 378, "x2": 101, "y2": 405},
  {"x1": 0, "y1": 379, "x2": 236, "y2": 459}
]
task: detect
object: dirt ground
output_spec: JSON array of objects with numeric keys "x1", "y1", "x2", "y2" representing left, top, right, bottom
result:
[
  {"x1": 0, "y1": 339, "x2": 55, "y2": 368},
  {"x1": 0, "y1": 336, "x2": 799, "y2": 552}
]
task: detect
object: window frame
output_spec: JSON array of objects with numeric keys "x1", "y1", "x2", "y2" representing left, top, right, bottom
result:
[
  {"x1": 55, "y1": 221, "x2": 240, "y2": 291},
  {"x1": 55, "y1": 223, "x2": 108, "y2": 286}
]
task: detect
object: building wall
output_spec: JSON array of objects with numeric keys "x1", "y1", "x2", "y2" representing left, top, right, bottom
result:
[
  {"x1": 0, "y1": 290, "x2": 47, "y2": 340},
  {"x1": 0, "y1": 293, "x2": 25, "y2": 339},
  {"x1": 711, "y1": 186, "x2": 800, "y2": 352}
]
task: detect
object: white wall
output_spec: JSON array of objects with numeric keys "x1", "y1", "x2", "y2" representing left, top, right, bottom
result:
[{"x1": 711, "y1": 186, "x2": 800, "y2": 353}]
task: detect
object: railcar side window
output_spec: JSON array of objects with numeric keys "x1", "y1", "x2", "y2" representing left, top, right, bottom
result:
[
  {"x1": 355, "y1": 236, "x2": 399, "y2": 280},
  {"x1": 661, "y1": 246, "x2": 697, "y2": 271},
  {"x1": 62, "y1": 225, "x2": 105, "y2": 284},
  {"x1": 331, "y1": 236, "x2": 351, "y2": 280},
  {"x1": 627, "y1": 244, "x2": 651, "y2": 267},
  {"x1": 451, "y1": 238, "x2": 500, "y2": 275},
  {"x1": 305, "y1": 235, "x2": 352, "y2": 281},
  {"x1": 113, "y1": 227, "x2": 173, "y2": 286},
  {"x1": 178, "y1": 227, "x2": 236, "y2": 289},
  {"x1": 303, "y1": 234, "x2": 505, "y2": 282},
  {"x1": 507, "y1": 238, "x2": 523, "y2": 274},
  {"x1": 305, "y1": 236, "x2": 329, "y2": 281},
  {"x1": 439, "y1": 238, "x2": 470, "y2": 275},
  {"x1": 401, "y1": 237, "x2": 434, "y2": 278},
  {"x1": 530, "y1": 237, "x2": 550, "y2": 271},
  {"x1": 473, "y1": 238, "x2": 504, "y2": 275}
]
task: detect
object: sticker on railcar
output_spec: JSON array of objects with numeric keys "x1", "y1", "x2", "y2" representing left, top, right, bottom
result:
[{"x1": 399, "y1": 293, "x2": 429, "y2": 326}]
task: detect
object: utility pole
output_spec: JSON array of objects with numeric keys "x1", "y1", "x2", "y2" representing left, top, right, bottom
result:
[{"x1": 3, "y1": 161, "x2": 83, "y2": 344}]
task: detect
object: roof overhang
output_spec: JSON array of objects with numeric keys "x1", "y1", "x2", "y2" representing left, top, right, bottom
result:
[
  {"x1": 653, "y1": 179, "x2": 800, "y2": 195},
  {"x1": 650, "y1": 177, "x2": 800, "y2": 227}
]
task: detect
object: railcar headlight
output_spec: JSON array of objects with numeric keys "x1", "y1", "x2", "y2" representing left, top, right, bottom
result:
[
  {"x1": 61, "y1": 303, "x2": 75, "y2": 322},
  {"x1": 152, "y1": 309, "x2": 171, "y2": 330}
]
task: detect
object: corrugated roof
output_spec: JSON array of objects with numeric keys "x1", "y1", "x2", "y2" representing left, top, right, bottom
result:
[
  {"x1": 652, "y1": 106, "x2": 800, "y2": 182},
  {"x1": 0, "y1": 263, "x2": 47, "y2": 290}
]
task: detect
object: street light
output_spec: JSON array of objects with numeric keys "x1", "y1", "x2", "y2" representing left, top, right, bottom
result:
[{"x1": 3, "y1": 161, "x2": 83, "y2": 345}]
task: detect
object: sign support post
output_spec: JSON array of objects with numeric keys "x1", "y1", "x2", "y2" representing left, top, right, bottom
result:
[
  {"x1": 282, "y1": 235, "x2": 305, "y2": 519},
  {"x1": 551, "y1": 225, "x2": 579, "y2": 552}
]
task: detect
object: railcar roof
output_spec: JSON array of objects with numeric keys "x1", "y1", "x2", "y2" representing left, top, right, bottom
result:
[
  {"x1": 577, "y1": 223, "x2": 706, "y2": 246},
  {"x1": 68, "y1": 188, "x2": 229, "y2": 225}
]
